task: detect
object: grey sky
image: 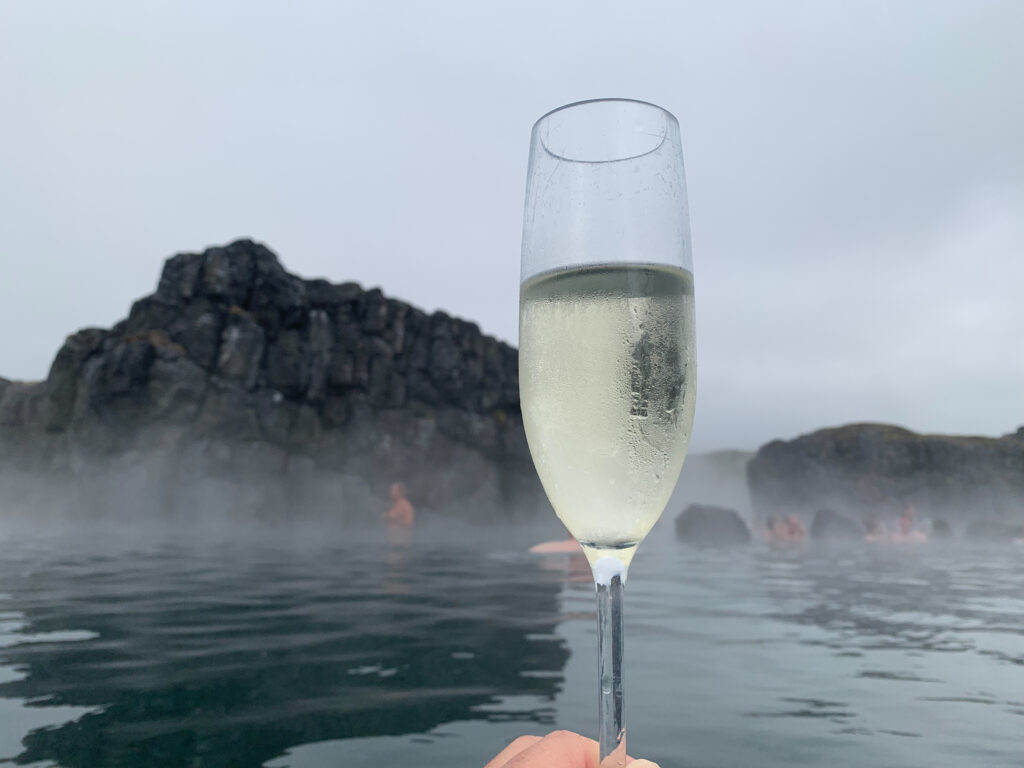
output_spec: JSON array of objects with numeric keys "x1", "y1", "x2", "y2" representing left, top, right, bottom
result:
[{"x1": 1, "y1": 0, "x2": 1021, "y2": 453}]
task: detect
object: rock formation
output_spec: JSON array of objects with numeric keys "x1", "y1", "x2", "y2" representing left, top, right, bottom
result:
[
  {"x1": 674, "y1": 504, "x2": 751, "y2": 547},
  {"x1": 748, "y1": 423, "x2": 1024, "y2": 522},
  {"x1": 0, "y1": 240, "x2": 543, "y2": 521}
]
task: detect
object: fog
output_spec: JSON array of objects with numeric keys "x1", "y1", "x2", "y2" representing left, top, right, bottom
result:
[
  {"x1": 4, "y1": 449, "x2": 1019, "y2": 550},
  {"x1": 0, "y1": 464, "x2": 557, "y2": 549}
]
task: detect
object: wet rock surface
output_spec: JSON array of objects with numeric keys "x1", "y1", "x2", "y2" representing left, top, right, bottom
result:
[
  {"x1": 748, "y1": 423, "x2": 1024, "y2": 523},
  {"x1": 675, "y1": 504, "x2": 752, "y2": 546},
  {"x1": 0, "y1": 240, "x2": 543, "y2": 521}
]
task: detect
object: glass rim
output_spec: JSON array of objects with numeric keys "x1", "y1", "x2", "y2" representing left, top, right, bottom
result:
[{"x1": 532, "y1": 98, "x2": 679, "y2": 165}]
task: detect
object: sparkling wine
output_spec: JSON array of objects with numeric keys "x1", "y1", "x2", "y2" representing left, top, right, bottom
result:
[{"x1": 519, "y1": 263, "x2": 696, "y2": 565}]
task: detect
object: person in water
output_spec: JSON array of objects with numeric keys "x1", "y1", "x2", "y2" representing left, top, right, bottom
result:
[
  {"x1": 383, "y1": 482, "x2": 415, "y2": 529},
  {"x1": 762, "y1": 514, "x2": 805, "y2": 546},
  {"x1": 785, "y1": 514, "x2": 806, "y2": 541},
  {"x1": 889, "y1": 503, "x2": 927, "y2": 543},
  {"x1": 530, "y1": 527, "x2": 583, "y2": 554},
  {"x1": 864, "y1": 512, "x2": 888, "y2": 543},
  {"x1": 755, "y1": 516, "x2": 777, "y2": 543},
  {"x1": 484, "y1": 730, "x2": 660, "y2": 768},
  {"x1": 765, "y1": 516, "x2": 786, "y2": 541}
]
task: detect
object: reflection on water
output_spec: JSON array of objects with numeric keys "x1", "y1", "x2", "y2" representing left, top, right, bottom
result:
[
  {"x1": 1, "y1": 535, "x2": 1023, "y2": 767},
  {"x1": 617, "y1": 543, "x2": 1024, "y2": 768},
  {"x1": 0, "y1": 537, "x2": 569, "y2": 768}
]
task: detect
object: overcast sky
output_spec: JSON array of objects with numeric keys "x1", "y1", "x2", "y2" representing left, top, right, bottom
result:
[{"x1": 1, "y1": 0, "x2": 1021, "y2": 452}]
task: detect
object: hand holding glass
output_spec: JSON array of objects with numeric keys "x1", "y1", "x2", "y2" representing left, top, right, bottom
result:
[{"x1": 519, "y1": 99, "x2": 695, "y2": 766}]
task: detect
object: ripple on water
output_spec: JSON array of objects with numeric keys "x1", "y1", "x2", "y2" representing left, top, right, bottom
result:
[{"x1": 0, "y1": 538, "x2": 1023, "y2": 768}]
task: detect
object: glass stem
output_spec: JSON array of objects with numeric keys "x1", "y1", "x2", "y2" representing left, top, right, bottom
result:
[{"x1": 593, "y1": 556, "x2": 627, "y2": 767}]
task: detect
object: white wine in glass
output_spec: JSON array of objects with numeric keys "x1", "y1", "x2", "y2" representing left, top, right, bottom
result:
[{"x1": 519, "y1": 99, "x2": 695, "y2": 766}]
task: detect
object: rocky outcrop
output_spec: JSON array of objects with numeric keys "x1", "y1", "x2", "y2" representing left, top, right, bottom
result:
[
  {"x1": 675, "y1": 504, "x2": 751, "y2": 547},
  {"x1": 0, "y1": 240, "x2": 543, "y2": 521},
  {"x1": 748, "y1": 423, "x2": 1024, "y2": 522}
]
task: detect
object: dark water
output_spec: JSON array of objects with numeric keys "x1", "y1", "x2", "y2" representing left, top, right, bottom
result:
[{"x1": 1, "y1": 530, "x2": 1023, "y2": 767}]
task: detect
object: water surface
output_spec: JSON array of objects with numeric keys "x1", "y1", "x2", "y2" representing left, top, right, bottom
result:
[{"x1": 1, "y1": 530, "x2": 1022, "y2": 767}]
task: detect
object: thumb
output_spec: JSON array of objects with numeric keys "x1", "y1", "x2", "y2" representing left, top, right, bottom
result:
[{"x1": 628, "y1": 762, "x2": 661, "y2": 768}]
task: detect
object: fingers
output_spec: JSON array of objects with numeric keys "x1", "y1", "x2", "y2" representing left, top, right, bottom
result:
[
  {"x1": 483, "y1": 735, "x2": 541, "y2": 768},
  {"x1": 502, "y1": 730, "x2": 600, "y2": 768},
  {"x1": 484, "y1": 730, "x2": 660, "y2": 768}
]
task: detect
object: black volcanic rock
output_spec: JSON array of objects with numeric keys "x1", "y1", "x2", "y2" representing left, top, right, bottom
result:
[
  {"x1": 675, "y1": 504, "x2": 751, "y2": 546},
  {"x1": 748, "y1": 423, "x2": 1024, "y2": 522},
  {"x1": 809, "y1": 508, "x2": 863, "y2": 541},
  {"x1": 0, "y1": 240, "x2": 543, "y2": 521}
]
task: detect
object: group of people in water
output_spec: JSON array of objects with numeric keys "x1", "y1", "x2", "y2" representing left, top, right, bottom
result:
[
  {"x1": 863, "y1": 505, "x2": 928, "y2": 544},
  {"x1": 759, "y1": 513, "x2": 807, "y2": 545},
  {"x1": 384, "y1": 483, "x2": 1024, "y2": 550},
  {"x1": 757, "y1": 503, "x2": 1024, "y2": 547},
  {"x1": 759, "y1": 504, "x2": 929, "y2": 547}
]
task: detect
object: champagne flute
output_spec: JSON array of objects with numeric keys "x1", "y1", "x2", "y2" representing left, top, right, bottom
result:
[{"x1": 519, "y1": 99, "x2": 695, "y2": 766}]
